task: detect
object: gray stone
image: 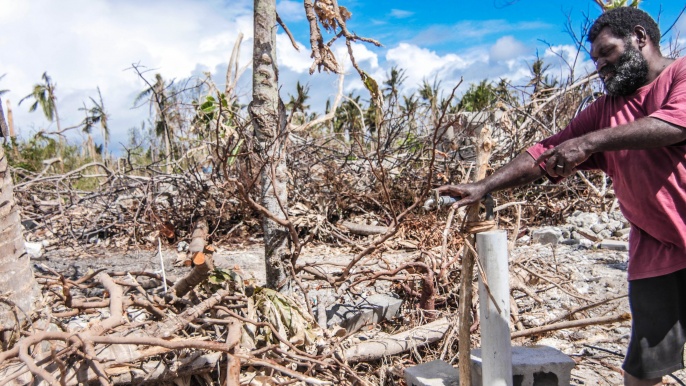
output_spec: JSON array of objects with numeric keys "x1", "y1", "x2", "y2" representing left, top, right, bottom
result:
[
  {"x1": 598, "y1": 230, "x2": 613, "y2": 239},
  {"x1": 578, "y1": 239, "x2": 594, "y2": 249},
  {"x1": 517, "y1": 235, "x2": 531, "y2": 245},
  {"x1": 569, "y1": 212, "x2": 599, "y2": 228},
  {"x1": 531, "y1": 228, "x2": 563, "y2": 245},
  {"x1": 560, "y1": 228, "x2": 571, "y2": 239},
  {"x1": 610, "y1": 210, "x2": 627, "y2": 222},
  {"x1": 599, "y1": 240, "x2": 629, "y2": 251},
  {"x1": 599, "y1": 212, "x2": 610, "y2": 224},
  {"x1": 590, "y1": 223, "x2": 607, "y2": 234},
  {"x1": 405, "y1": 360, "x2": 459, "y2": 386},
  {"x1": 613, "y1": 228, "x2": 631, "y2": 238},
  {"x1": 607, "y1": 220, "x2": 622, "y2": 232},
  {"x1": 576, "y1": 227, "x2": 598, "y2": 241},
  {"x1": 471, "y1": 345, "x2": 575, "y2": 386},
  {"x1": 326, "y1": 294, "x2": 402, "y2": 333}
]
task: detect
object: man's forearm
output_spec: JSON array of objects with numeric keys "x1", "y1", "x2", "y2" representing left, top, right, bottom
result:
[
  {"x1": 480, "y1": 152, "x2": 546, "y2": 193},
  {"x1": 582, "y1": 117, "x2": 686, "y2": 153}
]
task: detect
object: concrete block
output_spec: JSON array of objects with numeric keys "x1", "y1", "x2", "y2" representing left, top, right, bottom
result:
[
  {"x1": 326, "y1": 294, "x2": 402, "y2": 333},
  {"x1": 471, "y1": 345, "x2": 575, "y2": 386},
  {"x1": 531, "y1": 228, "x2": 562, "y2": 245},
  {"x1": 599, "y1": 240, "x2": 629, "y2": 251},
  {"x1": 405, "y1": 360, "x2": 459, "y2": 386}
]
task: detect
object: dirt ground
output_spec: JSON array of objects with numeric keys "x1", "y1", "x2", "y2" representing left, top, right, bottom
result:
[{"x1": 38, "y1": 238, "x2": 686, "y2": 385}]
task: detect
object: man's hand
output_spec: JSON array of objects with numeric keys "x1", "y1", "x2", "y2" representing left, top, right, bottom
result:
[
  {"x1": 435, "y1": 182, "x2": 488, "y2": 208},
  {"x1": 535, "y1": 136, "x2": 592, "y2": 178}
]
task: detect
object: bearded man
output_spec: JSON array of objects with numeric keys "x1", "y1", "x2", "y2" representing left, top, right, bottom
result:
[{"x1": 438, "y1": 7, "x2": 686, "y2": 386}]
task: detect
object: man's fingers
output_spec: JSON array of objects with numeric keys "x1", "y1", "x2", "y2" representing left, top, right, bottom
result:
[{"x1": 535, "y1": 148, "x2": 555, "y2": 164}]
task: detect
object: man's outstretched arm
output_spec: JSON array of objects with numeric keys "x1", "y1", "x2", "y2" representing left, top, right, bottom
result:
[
  {"x1": 436, "y1": 152, "x2": 546, "y2": 207},
  {"x1": 537, "y1": 117, "x2": 686, "y2": 178}
]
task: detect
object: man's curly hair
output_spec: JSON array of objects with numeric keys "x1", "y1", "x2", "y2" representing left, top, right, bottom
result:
[{"x1": 588, "y1": 7, "x2": 660, "y2": 48}]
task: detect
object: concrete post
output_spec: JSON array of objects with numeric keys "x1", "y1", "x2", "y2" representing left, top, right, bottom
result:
[{"x1": 476, "y1": 230, "x2": 512, "y2": 386}]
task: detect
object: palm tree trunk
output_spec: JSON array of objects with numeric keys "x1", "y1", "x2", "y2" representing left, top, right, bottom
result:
[
  {"x1": 250, "y1": 0, "x2": 292, "y2": 292},
  {"x1": 164, "y1": 125, "x2": 172, "y2": 174},
  {"x1": 0, "y1": 97, "x2": 8, "y2": 138},
  {"x1": 0, "y1": 137, "x2": 42, "y2": 338}
]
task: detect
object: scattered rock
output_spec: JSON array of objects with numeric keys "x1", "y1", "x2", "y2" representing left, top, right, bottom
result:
[
  {"x1": 531, "y1": 227, "x2": 562, "y2": 245},
  {"x1": 25, "y1": 241, "x2": 44, "y2": 259}
]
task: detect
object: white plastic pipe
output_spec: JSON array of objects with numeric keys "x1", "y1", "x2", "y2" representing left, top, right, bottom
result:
[{"x1": 476, "y1": 230, "x2": 513, "y2": 386}]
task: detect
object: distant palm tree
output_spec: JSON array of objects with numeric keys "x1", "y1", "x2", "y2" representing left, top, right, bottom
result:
[
  {"x1": 0, "y1": 75, "x2": 9, "y2": 137},
  {"x1": 527, "y1": 57, "x2": 557, "y2": 95},
  {"x1": 383, "y1": 66, "x2": 407, "y2": 102},
  {"x1": 0, "y1": 74, "x2": 8, "y2": 97},
  {"x1": 80, "y1": 87, "x2": 110, "y2": 161},
  {"x1": 286, "y1": 81, "x2": 310, "y2": 125},
  {"x1": 135, "y1": 74, "x2": 173, "y2": 172},
  {"x1": 19, "y1": 72, "x2": 62, "y2": 135},
  {"x1": 459, "y1": 80, "x2": 497, "y2": 112}
]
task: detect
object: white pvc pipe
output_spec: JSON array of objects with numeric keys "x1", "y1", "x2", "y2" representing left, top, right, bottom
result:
[{"x1": 476, "y1": 230, "x2": 513, "y2": 386}]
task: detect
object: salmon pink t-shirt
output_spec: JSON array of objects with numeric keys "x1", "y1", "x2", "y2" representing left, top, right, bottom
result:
[{"x1": 527, "y1": 56, "x2": 686, "y2": 280}]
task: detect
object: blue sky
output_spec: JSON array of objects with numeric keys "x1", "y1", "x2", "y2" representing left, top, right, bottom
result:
[{"x1": 0, "y1": 0, "x2": 684, "y2": 154}]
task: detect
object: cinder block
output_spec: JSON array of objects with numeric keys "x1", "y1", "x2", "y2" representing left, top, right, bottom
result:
[
  {"x1": 471, "y1": 345, "x2": 575, "y2": 386},
  {"x1": 326, "y1": 294, "x2": 402, "y2": 333},
  {"x1": 404, "y1": 360, "x2": 459, "y2": 386},
  {"x1": 599, "y1": 240, "x2": 629, "y2": 251}
]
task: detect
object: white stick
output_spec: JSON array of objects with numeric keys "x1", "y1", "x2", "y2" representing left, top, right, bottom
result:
[{"x1": 158, "y1": 237, "x2": 168, "y2": 293}]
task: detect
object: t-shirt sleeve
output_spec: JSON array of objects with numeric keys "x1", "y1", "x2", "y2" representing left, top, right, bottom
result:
[
  {"x1": 526, "y1": 100, "x2": 603, "y2": 182},
  {"x1": 650, "y1": 59, "x2": 686, "y2": 129}
]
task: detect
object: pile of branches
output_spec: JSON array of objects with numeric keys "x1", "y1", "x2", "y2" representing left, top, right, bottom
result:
[{"x1": 0, "y1": 221, "x2": 366, "y2": 385}]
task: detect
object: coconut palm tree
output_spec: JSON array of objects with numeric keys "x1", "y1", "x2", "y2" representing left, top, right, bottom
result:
[
  {"x1": 286, "y1": 81, "x2": 311, "y2": 125},
  {"x1": 19, "y1": 72, "x2": 62, "y2": 135},
  {"x1": 0, "y1": 103, "x2": 42, "y2": 346},
  {"x1": 81, "y1": 87, "x2": 110, "y2": 162},
  {"x1": 135, "y1": 74, "x2": 173, "y2": 172},
  {"x1": 252, "y1": 0, "x2": 293, "y2": 292},
  {"x1": 0, "y1": 75, "x2": 9, "y2": 138}
]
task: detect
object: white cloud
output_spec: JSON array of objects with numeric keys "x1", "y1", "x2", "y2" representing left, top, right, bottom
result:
[
  {"x1": 544, "y1": 44, "x2": 596, "y2": 79},
  {"x1": 386, "y1": 43, "x2": 471, "y2": 88},
  {"x1": 0, "y1": 0, "x2": 253, "y2": 150},
  {"x1": 276, "y1": 34, "x2": 313, "y2": 74},
  {"x1": 390, "y1": 9, "x2": 414, "y2": 19},
  {"x1": 489, "y1": 36, "x2": 528, "y2": 62}
]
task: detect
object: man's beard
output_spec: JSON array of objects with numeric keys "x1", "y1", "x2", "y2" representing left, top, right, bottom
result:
[{"x1": 599, "y1": 43, "x2": 649, "y2": 96}]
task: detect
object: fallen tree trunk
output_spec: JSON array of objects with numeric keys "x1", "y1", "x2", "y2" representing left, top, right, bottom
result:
[
  {"x1": 340, "y1": 221, "x2": 388, "y2": 236},
  {"x1": 344, "y1": 317, "x2": 453, "y2": 362}
]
